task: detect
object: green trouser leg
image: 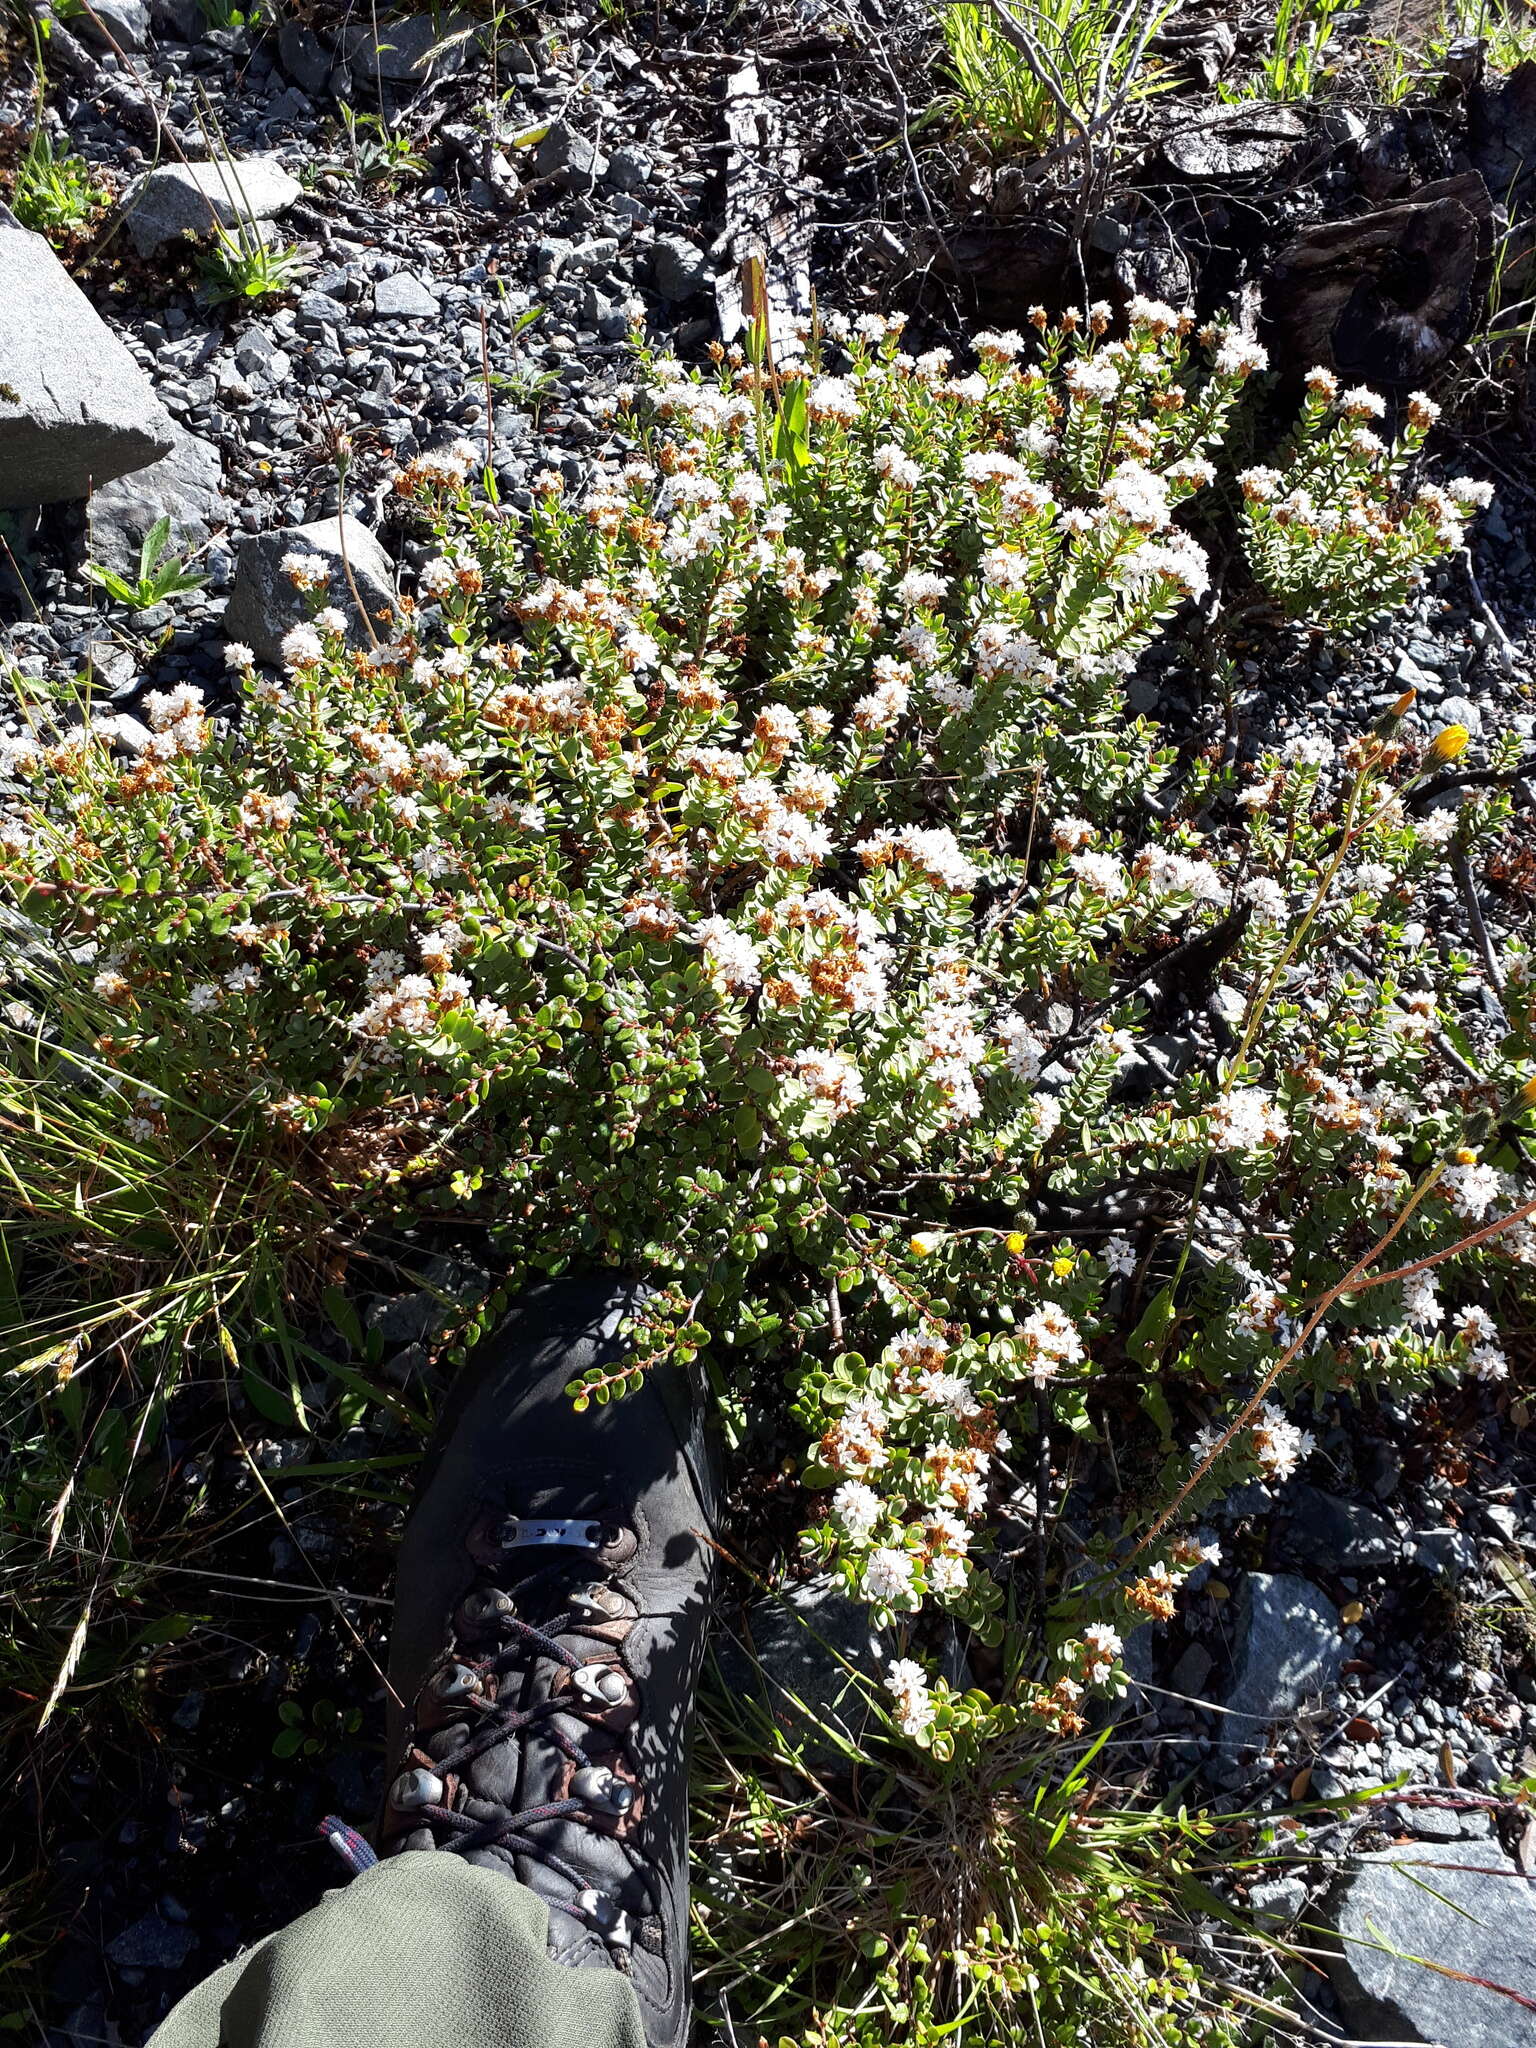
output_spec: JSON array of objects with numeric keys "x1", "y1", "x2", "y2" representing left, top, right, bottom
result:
[{"x1": 150, "y1": 1855, "x2": 650, "y2": 2048}]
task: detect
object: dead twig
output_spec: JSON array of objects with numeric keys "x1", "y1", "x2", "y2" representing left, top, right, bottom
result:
[
  {"x1": 1460, "y1": 546, "x2": 1520, "y2": 671},
  {"x1": 1125, "y1": 1181, "x2": 1536, "y2": 1564},
  {"x1": 1452, "y1": 849, "x2": 1508, "y2": 1011}
]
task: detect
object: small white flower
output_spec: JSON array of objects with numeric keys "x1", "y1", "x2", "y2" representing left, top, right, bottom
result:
[
  {"x1": 693, "y1": 915, "x2": 761, "y2": 992},
  {"x1": 895, "y1": 568, "x2": 949, "y2": 608},
  {"x1": 861, "y1": 1545, "x2": 920, "y2": 1611},
  {"x1": 1064, "y1": 356, "x2": 1121, "y2": 404},
  {"x1": 1067, "y1": 850, "x2": 1126, "y2": 898},
  {"x1": 1241, "y1": 875, "x2": 1289, "y2": 926},
  {"x1": 280, "y1": 624, "x2": 324, "y2": 669},
  {"x1": 1103, "y1": 1234, "x2": 1136, "y2": 1278},
  {"x1": 1101, "y1": 460, "x2": 1171, "y2": 530},
  {"x1": 832, "y1": 1480, "x2": 883, "y2": 1541},
  {"x1": 884, "y1": 1657, "x2": 935, "y2": 1740},
  {"x1": 1209, "y1": 1087, "x2": 1288, "y2": 1153},
  {"x1": 874, "y1": 443, "x2": 922, "y2": 489}
]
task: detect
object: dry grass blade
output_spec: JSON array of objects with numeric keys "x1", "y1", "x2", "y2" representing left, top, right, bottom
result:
[{"x1": 37, "y1": 1596, "x2": 92, "y2": 1732}]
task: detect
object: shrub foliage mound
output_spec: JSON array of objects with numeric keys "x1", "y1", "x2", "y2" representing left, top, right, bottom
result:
[{"x1": 1, "y1": 303, "x2": 1532, "y2": 1777}]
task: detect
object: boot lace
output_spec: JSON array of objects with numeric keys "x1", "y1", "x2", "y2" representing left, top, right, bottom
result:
[{"x1": 321, "y1": 1519, "x2": 651, "y2": 1955}]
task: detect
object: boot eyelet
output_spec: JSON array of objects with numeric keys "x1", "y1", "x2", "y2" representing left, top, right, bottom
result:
[
  {"x1": 572, "y1": 1663, "x2": 630, "y2": 1709},
  {"x1": 576, "y1": 1886, "x2": 633, "y2": 1949},
  {"x1": 495, "y1": 1515, "x2": 605, "y2": 1553},
  {"x1": 569, "y1": 1581, "x2": 635, "y2": 1622},
  {"x1": 571, "y1": 1765, "x2": 634, "y2": 1815},
  {"x1": 431, "y1": 1661, "x2": 484, "y2": 1701},
  {"x1": 458, "y1": 1587, "x2": 516, "y2": 1629},
  {"x1": 389, "y1": 1766, "x2": 444, "y2": 1810}
]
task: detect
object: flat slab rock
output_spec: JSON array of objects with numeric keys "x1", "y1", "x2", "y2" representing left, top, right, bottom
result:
[
  {"x1": 339, "y1": 13, "x2": 479, "y2": 83},
  {"x1": 0, "y1": 206, "x2": 174, "y2": 508},
  {"x1": 373, "y1": 272, "x2": 440, "y2": 320},
  {"x1": 1272, "y1": 1483, "x2": 1396, "y2": 1572},
  {"x1": 1161, "y1": 104, "x2": 1306, "y2": 179},
  {"x1": 1328, "y1": 1837, "x2": 1536, "y2": 2045},
  {"x1": 122, "y1": 157, "x2": 302, "y2": 258}
]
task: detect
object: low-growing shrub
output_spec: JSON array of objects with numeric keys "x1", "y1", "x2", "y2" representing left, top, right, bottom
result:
[{"x1": 1, "y1": 302, "x2": 1531, "y2": 1758}]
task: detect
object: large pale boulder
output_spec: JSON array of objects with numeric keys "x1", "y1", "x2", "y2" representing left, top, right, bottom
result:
[
  {"x1": 121, "y1": 157, "x2": 302, "y2": 258},
  {"x1": 0, "y1": 206, "x2": 175, "y2": 508},
  {"x1": 1328, "y1": 1838, "x2": 1536, "y2": 2046}
]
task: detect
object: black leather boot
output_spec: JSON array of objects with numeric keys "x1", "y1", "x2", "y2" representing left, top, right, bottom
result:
[{"x1": 369, "y1": 1277, "x2": 718, "y2": 2048}]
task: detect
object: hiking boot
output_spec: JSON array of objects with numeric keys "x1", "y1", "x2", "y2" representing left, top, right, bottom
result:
[{"x1": 367, "y1": 1276, "x2": 718, "y2": 2048}]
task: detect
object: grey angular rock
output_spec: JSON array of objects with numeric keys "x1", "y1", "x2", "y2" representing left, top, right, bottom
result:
[
  {"x1": 341, "y1": 14, "x2": 474, "y2": 85},
  {"x1": 221, "y1": 516, "x2": 397, "y2": 664},
  {"x1": 78, "y1": 0, "x2": 151, "y2": 50},
  {"x1": 1389, "y1": 1801, "x2": 1489, "y2": 1842},
  {"x1": 122, "y1": 157, "x2": 301, "y2": 258},
  {"x1": 278, "y1": 20, "x2": 332, "y2": 95},
  {"x1": 106, "y1": 1911, "x2": 195, "y2": 1968},
  {"x1": 87, "y1": 422, "x2": 226, "y2": 575},
  {"x1": 712, "y1": 1575, "x2": 888, "y2": 1769},
  {"x1": 1170, "y1": 1641, "x2": 1214, "y2": 1696},
  {"x1": 263, "y1": 87, "x2": 314, "y2": 132},
  {"x1": 1394, "y1": 651, "x2": 1438, "y2": 692},
  {"x1": 604, "y1": 145, "x2": 650, "y2": 193},
  {"x1": 296, "y1": 290, "x2": 347, "y2": 328},
  {"x1": 0, "y1": 209, "x2": 175, "y2": 508},
  {"x1": 150, "y1": 0, "x2": 200, "y2": 36},
  {"x1": 367, "y1": 1255, "x2": 490, "y2": 1345},
  {"x1": 373, "y1": 272, "x2": 439, "y2": 320},
  {"x1": 1328, "y1": 1838, "x2": 1536, "y2": 2045},
  {"x1": 533, "y1": 121, "x2": 606, "y2": 194},
  {"x1": 1222, "y1": 1573, "x2": 1342, "y2": 1755},
  {"x1": 234, "y1": 328, "x2": 291, "y2": 384},
  {"x1": 649, "y1": 233, "x2": 709, "y2": 303},
  {"x1": 1273, "y1": 1484, "x2": 1396, "y2": 1573},
  {"x1": 1248, "y1": 1874, "x2": 1308, "y2": 1930},
  {"x1": 1414, "y1": 1526, "x2": 1479, "y2": 1577}
]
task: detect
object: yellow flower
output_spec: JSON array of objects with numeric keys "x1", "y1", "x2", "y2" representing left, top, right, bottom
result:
[
  {"x1": 1454, "y1": 1146, "x2": 1479, "y2": 1165},
  {"x1": 1004, "y1": 1231, "x2": 1026, "y2": 1255},
  {"x1": 1052, "y1": 1253, "x2": 1075, "y2": 1278},
  {"x1": 1520, "y1": 1075, "x2": 1536, "y2": 1108},
  {"x1": 1427, "y1": 724, "x2": 1470, "y2": 763}
]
